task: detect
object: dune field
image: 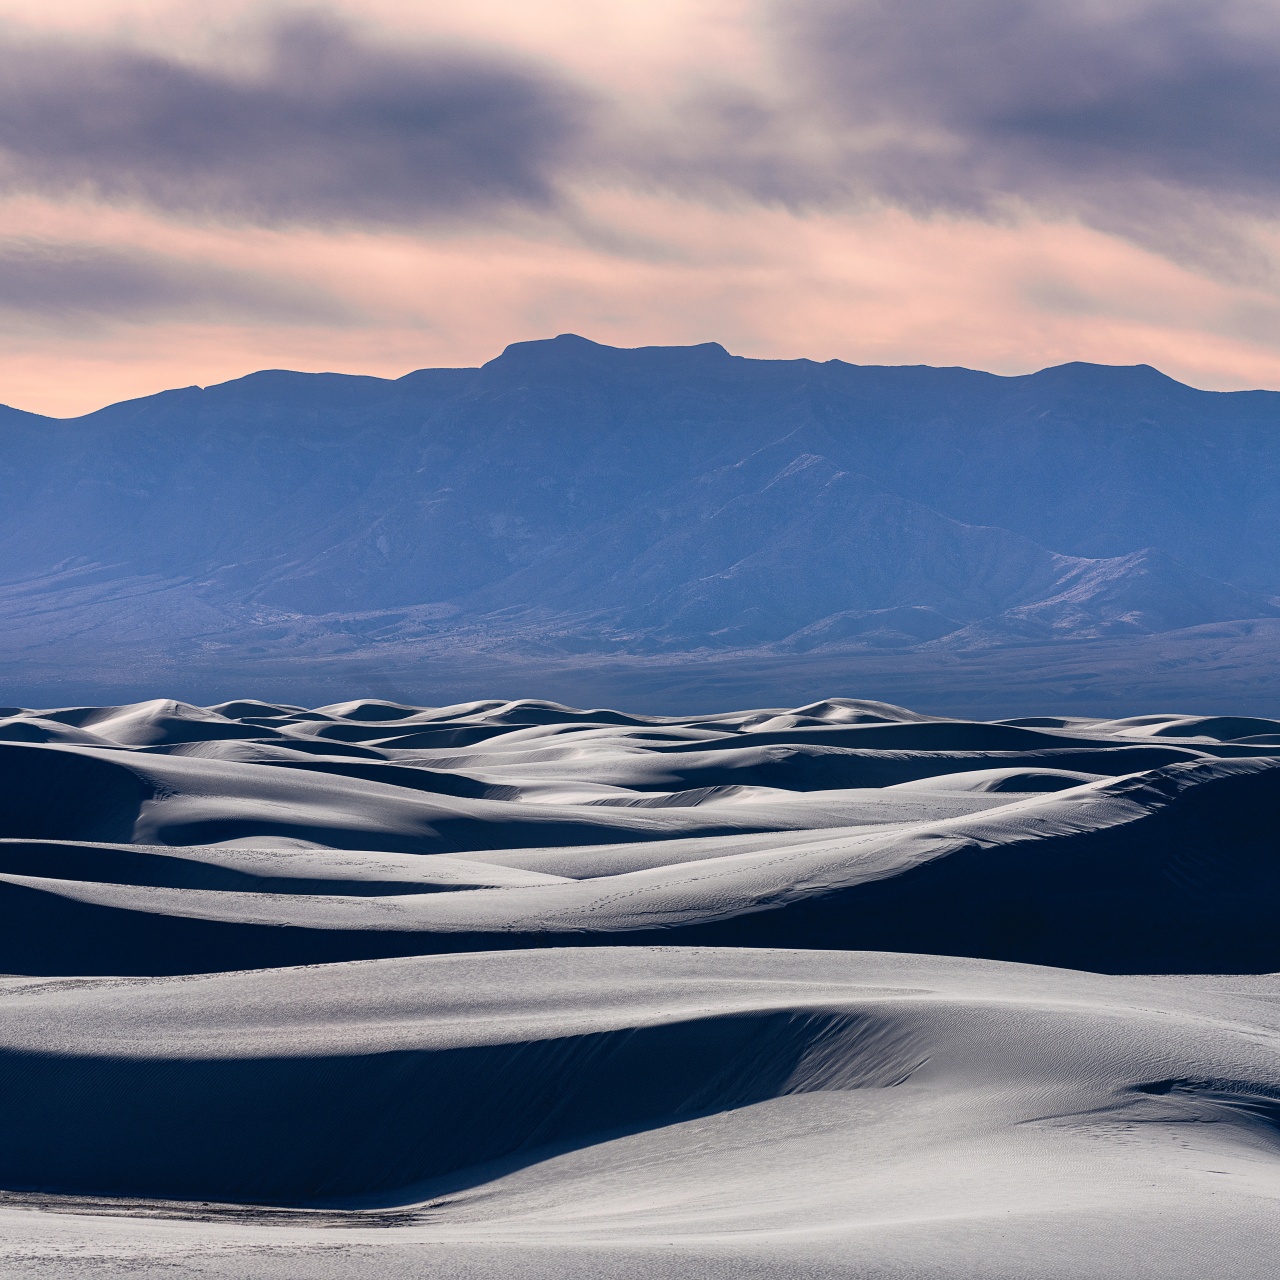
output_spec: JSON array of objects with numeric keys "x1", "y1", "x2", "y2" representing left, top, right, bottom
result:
[{"x1": 1, "y1": 694, "x2": 1278, "y2": 1277}]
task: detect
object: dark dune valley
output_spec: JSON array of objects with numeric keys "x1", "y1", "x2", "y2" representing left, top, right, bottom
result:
[{"x1": 1, "y1": 692, "x2": 1279, "y2": 1277}]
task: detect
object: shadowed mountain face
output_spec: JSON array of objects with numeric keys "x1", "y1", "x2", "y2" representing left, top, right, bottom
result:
[{"x1": 0, "y1": 334, "x2": 1276, "y2": 702}]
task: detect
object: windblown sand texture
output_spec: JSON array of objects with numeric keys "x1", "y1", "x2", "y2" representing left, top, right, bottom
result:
[{"x1": 1, "y1": 694, "x2": 1278, "y2": 1277}]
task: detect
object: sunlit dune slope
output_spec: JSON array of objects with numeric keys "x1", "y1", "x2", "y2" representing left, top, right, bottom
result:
[{"x1": 1, "y1": 695, "x2": 1276, "y2": 975}]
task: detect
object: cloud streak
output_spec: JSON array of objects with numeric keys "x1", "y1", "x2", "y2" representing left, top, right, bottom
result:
[
  {"x1": 758, "y1": 0, "x2": 1280, "y2": 269},
  {"x1": 782, "y1": 0, "x2": 1280, "y2": 198},
  {"x1": 0, "y1": 237, "x2": 356, "y2": 326},
  {"x1": 0, "y1": 13, "x2": 591, "y2": 226}
]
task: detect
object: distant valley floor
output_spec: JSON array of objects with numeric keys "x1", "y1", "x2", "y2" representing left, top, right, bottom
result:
[{"x1": 4, "y1": 616, "x2": 1279, "y2": 719}]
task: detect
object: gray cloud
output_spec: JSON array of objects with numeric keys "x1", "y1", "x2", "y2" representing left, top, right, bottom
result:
[
  {"x1": 0, "y1": 2, "x2": 1278, "y2": 281},
  {"x1": 0, "y1": 239, "x2": 357, "y2": 326},
  {"x1": 760, "y1": 0, "x2": 1280, "y2": 267},
  {"x1": 604, "y1": 1, "x2": 1280, "y2": 280},
  {"x1": 0, "y1": 14, "x2": 591, "y2": 226}
]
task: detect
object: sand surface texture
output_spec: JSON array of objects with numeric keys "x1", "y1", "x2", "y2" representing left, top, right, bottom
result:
[{"x1": 1, "y1": 695, "x2": 1278, "y2": 1276}]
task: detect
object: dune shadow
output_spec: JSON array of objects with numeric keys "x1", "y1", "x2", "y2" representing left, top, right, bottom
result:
[{"x1": 0, "y1": 1008, "x2": 925, "y2": 1210}]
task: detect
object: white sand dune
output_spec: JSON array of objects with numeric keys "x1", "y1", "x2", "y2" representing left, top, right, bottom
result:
[
  {"x1": 1, "y1": 948, "x2": 1278, "y2": 1277},
  {"x1": 0, "y1": 696, "x2": 1276, "y2": 974},
  {"x1": 0, "y1": 695, "x2": 1278, "y2": 1276}
]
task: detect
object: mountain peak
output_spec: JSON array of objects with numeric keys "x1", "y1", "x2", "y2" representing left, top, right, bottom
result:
[
  {"x1": 1021, "y1": 361, "x2": 1188, "y2": 393},
  {"x1": 485, "y1": 334, "x2": 732, "y2": 375}
]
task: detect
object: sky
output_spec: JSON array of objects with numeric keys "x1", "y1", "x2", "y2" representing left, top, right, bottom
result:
[{"x1": 3, "y1": 0, "x2": 1280, "y2": 414}]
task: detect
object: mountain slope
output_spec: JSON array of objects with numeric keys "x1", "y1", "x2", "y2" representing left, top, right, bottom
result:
[
  {"x1": 0, "y1": 335, "x2": 1275, "y2": 698},
  {"x1": 456, "y1": 445, "x2": 1272, "y2": 649}
]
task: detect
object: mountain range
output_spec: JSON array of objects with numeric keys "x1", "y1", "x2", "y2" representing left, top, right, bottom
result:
[{"x1": 1, "y1": 334, "x2": 1277, "y2": 711}]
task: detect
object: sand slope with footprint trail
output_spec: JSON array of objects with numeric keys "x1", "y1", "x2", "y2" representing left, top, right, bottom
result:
[{"x1": 1, "y1": 694, "x2": 1278, "y2": 1278}]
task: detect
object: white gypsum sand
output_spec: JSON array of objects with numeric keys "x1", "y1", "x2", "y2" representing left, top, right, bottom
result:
[{"x1": 0, "y1": 695, "x2": 1276, "y2": 1277}]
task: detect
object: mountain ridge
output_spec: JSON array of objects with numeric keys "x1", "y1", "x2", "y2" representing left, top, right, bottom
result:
[{"x1": 0, "y1": 334, "x2": 1276, "y2": 708}]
